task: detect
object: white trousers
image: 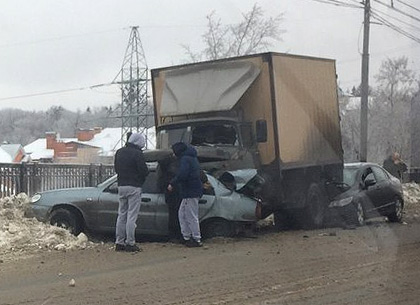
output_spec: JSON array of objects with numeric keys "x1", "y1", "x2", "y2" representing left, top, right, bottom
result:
[{"x1": 178, "y1": 197, "x2": 201, "y2": 241}]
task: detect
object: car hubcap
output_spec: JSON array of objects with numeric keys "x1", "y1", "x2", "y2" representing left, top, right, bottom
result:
[{"x1": 395, "y1": 199, "x2": 402, "y2": 219}]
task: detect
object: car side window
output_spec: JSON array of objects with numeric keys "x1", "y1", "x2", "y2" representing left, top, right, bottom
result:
[
  {"x1": 372, "y1": 167, "x2": 388, "y2": 182},
  {"x1": 141, "y1": 172, "x2": 160, "y2": 194},
  {"x1": 361, "y1": 168, "x2": 375, "y2": 183}
]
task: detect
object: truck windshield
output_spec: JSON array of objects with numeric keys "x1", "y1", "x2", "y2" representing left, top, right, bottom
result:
[
  {"x1": 191, "y1": 124, "x2": 238, "y2": 146},
  {"x1": 157, "y1": 127, "x2": 191, "y2": 149},
  {"x1": 157, "y1": 123, "x2": 239, "y2": 149}
]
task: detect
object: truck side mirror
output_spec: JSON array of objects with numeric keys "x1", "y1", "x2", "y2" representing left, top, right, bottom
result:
[{"x1": 256, "y1": 120, "x2": 267, "y2": 143}]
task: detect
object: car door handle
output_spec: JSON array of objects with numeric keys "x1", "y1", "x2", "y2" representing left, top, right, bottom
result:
[
  {"x1": 198, "y1": 199, "x2": 207, "y2": 204},
  {"x1": 141, "y1": 198, "x2": 151, "y2": 202}
]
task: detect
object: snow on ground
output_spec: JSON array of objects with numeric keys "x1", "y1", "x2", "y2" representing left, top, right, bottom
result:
[
  {"x1": 0, "y1": 193, "x2": 95, "y2": 254},
  {"x1": 403, "y1": 183, "x2": 420, "y2": 219},
  {"x1": 0, "y1": 182, "x2": 419, "y2": 257}
]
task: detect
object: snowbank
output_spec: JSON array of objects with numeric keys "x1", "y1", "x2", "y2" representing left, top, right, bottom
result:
[
  {"x1": 0, "y1": 194, "x2": 94, "y2": 253},
  {"x1": 403, "y1": 183, "x2": 420, "y2": 209}
]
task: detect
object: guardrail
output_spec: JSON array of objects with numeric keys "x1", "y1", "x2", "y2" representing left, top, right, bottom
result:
[{"x1": 0, "y1": 162, "x2": 115, "y2": 198}]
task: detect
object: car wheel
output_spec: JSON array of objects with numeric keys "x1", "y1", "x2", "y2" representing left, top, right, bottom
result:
[
  {"x1": 387, "y1": 197, "x2": 403, "y2": 223},
  {"x1": 50, "y1": 208, "x2": 82, "y2": 235},
  {"x1": 344, "y1": 201, "x2": 365, "y2": 226},
  {"x1": 304, "y1": 183, "x2": 326, "y2": 229},
  {"x1": 202, "y1": 219, "x2": 235, "y2": 239}
]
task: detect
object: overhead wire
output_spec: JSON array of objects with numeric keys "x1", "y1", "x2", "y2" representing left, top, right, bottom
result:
[
  {"x1": 374, "y1": 0, "x2": 420, "y2": 23},
  {"x1": 0, "y1": 82, "x2": 118, "y2": 102},
  {"x1": 396, "y1": 0, "x2": 420, "y2": 14},
  {"x1": 0, "y1": 27, "x2": 129, "y2": 49},
  {"x1": 370, "y1": 10, "x2": 420, "y2": 43},
  {"x1": 370, "y1": 7, "x2": 420, "y2": 32},
  {"x1": 300, "y1": 0, "x2": 363, "y2": 9}
]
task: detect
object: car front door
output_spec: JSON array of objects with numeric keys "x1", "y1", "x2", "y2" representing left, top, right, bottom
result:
[
  {"x1": 371, "y1": 166, "x2": 394, "y2": 208},
  {"x1": 138, "y1": 171, "x2": 168, "y2": 236},
  {"x1": 360, "y1": 167, "x2": 382, "y2": 212}
]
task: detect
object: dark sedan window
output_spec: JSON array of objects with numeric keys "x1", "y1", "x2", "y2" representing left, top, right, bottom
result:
[
  {"x1": 343, "y1": 168, "x2": 358, "y2": 186},
  {"x1": 372, "y1": 167, "x2": 388, "y2": 182}
]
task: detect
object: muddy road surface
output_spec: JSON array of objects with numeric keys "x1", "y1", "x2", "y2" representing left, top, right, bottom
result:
[{"x1": 1, "y1": 218, "x2": 420, "y2": 305}]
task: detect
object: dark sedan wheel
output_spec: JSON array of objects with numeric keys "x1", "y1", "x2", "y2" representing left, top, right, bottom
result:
[
  {"x1": 342, "y1": 201, "x2": 365, "y2": 227},
  {"x1": 387, "y1": 197, "x2": 403, "y2": 223},
  {"x1": 202, "y1": 219, "x2": 235, "y2": 239},
  {"x1": 50, "y1": 208, "x2": 82, "y2": 235}
]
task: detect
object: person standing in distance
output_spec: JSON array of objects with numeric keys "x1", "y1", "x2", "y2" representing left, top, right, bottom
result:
[
  {"x1": 114, "y1": 133, "x2": 149, "y2": 252},
  {"x1": 167, "y1": 142, "x2": 203, "y2": 247}
]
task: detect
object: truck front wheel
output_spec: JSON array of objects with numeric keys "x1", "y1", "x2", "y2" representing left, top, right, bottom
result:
[{"x1": 304, "y1": 183, "x2": 326, "y2": 229}]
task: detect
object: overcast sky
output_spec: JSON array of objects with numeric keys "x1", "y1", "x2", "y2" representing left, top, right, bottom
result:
[{"x1": 0, "y1": 0, "x2": 419, "y2": 111}]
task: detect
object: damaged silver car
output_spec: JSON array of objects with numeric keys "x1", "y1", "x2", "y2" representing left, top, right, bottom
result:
[{"x1": 28, "y1": 152, "x2": 262, "y2": 238}]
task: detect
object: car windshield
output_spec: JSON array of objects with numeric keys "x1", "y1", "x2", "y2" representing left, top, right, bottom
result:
[{"x1": 343, "y1": 167, "x2": 359, "y2": 186}]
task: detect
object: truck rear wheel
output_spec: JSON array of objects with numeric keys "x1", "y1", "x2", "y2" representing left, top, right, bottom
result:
[{"x1": 304, "y1": 183, "x2": 326, "y2": 229}]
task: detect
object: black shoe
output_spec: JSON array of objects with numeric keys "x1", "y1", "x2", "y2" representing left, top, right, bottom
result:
[
  {"x1": 115, "y1": 244, "x2": 125, "y2": 252},
  {"x1": 186, "y1": 239, "x2": 203, "y2": 248},
  {"x1": 125, "y1": 244, "x2": 141, "y2": 252}
]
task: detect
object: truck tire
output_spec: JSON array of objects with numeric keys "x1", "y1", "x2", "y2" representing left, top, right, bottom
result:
[
  {"x1": 304, "y1": 183, "x2": 327, "y2": 229},
  {"x1": 273, "y1": 210, "x2": 294, "y2": 231}
]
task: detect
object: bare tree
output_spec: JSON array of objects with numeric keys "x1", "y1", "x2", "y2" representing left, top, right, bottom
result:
[
  {"x1": 369, "y1": 57, "x2": 418, "y2": 164},
  {"x1": 183, "y1": 4, "x2": 285, "y2": 61}
]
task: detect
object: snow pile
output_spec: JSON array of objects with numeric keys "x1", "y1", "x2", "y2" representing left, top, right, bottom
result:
[
  {"x1": 0, "y1": 193, "x2": 94, "y2": 253},
  {"x1": 403, "y1": 183, "x2": 420, "y2": 210}
]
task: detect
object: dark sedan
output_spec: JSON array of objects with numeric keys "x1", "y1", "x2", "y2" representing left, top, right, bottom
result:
[
  {"x1": 28, "y1": 167, "x2": 261, "y2": 239},
  {"x1": 329, "y1": 162, "x2": 404, "y2": 226}
]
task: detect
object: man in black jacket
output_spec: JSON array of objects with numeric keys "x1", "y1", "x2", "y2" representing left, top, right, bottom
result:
[{"x1": 114, "y1": 133, "x2": 149, "y2": 252}]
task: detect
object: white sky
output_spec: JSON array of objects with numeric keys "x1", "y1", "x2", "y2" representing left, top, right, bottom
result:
[{"x1": 0, "y1": 0, "x2": 419, "y2": 111}]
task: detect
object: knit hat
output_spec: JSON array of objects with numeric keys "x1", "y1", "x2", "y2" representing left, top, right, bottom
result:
[{"x1": 128, "y1": 133, "x2": 146, "y2": 149}]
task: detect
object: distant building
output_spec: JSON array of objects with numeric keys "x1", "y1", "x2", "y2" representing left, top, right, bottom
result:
[
  {"x1": 24, "y1": 127, "x2": 155, "y2": 164},
  {"x1": 0, "y1": 147, "x2": 13, "y2": 163},
  {"x1": 0, "y1": 144, "x2": 25, "y2": 163}
]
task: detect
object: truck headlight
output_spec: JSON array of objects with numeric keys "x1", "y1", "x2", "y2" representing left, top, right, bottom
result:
[
  {"x1": 31, "y1": 194, "x2": 41, "y2": 204},
  {"x1": 329, "y1": 196, "x2": 353, "y2": 208}
]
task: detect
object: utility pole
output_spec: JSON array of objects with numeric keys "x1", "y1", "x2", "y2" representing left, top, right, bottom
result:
[
  {"x1": 360, "y1": 0, "x2": 370, "y2": 162},
  {"x1": 110, "y1": 26, "x2": 152, "y2": 148}
]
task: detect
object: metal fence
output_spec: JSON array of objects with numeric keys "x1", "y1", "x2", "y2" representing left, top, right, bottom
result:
[{"x1": 0, "y1": 162, "x2": 115, "y2": 198}]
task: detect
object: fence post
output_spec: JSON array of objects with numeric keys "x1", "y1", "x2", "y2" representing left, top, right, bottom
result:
[
  {"x1": 88, "y1": 163, "x2": 94, "y2": 187},
  {"x1": 19, "y1": 163, "x2": 25, "y2": 194}
]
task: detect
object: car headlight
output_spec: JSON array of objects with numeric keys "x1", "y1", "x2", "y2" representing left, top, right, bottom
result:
[
  {"x1": 31, "y1": 193, "x2": 41, "y2": 204},
  {"x1": 329, "y1": 196, "x2": 353, "y2": 208}
]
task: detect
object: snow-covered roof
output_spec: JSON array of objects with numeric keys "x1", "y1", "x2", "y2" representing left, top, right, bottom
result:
[
  {"x1": 24, "y1": 139, "x2": 54, "y2": 160},
  {"x1": 0, "y1": 144, "x2": 23, "y2": 160},
  {"x1": 0, "y1": 147, "x2": 13, "y2": 163},
  {"x1": 86, "y1": 127, "x2": 156, "y2": 157},
  {"x1": 23, "y1": 127, "x2": 156, "y2": 160}
]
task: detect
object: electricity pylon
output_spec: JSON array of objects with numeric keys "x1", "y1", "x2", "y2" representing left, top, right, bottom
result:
[{"x1": 112, "y1": 26, "x2": 153, "y2": 148}]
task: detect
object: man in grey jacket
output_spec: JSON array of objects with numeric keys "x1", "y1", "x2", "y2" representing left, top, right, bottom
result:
[{"x1": 114, "y1": 133, "x2": 149, "y2": 252}]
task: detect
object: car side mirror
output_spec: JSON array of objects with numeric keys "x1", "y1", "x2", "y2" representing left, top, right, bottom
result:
[{"x1": 256, "y1": 120, "x2": 267, "y2": 143}]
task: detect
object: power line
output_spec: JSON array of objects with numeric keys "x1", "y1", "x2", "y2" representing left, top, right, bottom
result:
[
  {"x1": 396, "y1": 0, "x2": 420, "y2": 14},
  {"x1": 300, "y1": 0, "x2": 363, "y2": 9},
  {"x1": 0, "y1": 82, "x2": 116, "y2": 102},
  {"x1": 371, "y1": 10, "x2": 420, "y2": 43},
  {"x1": 374, "y1": 0, "x2": 420, "y2": 23},
  {"x1": 371, "y1": 7, "x2": 420, "y2": 32},
  {"x1": 0, "y1": 28, "x2": 128, "y2": 49}
]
